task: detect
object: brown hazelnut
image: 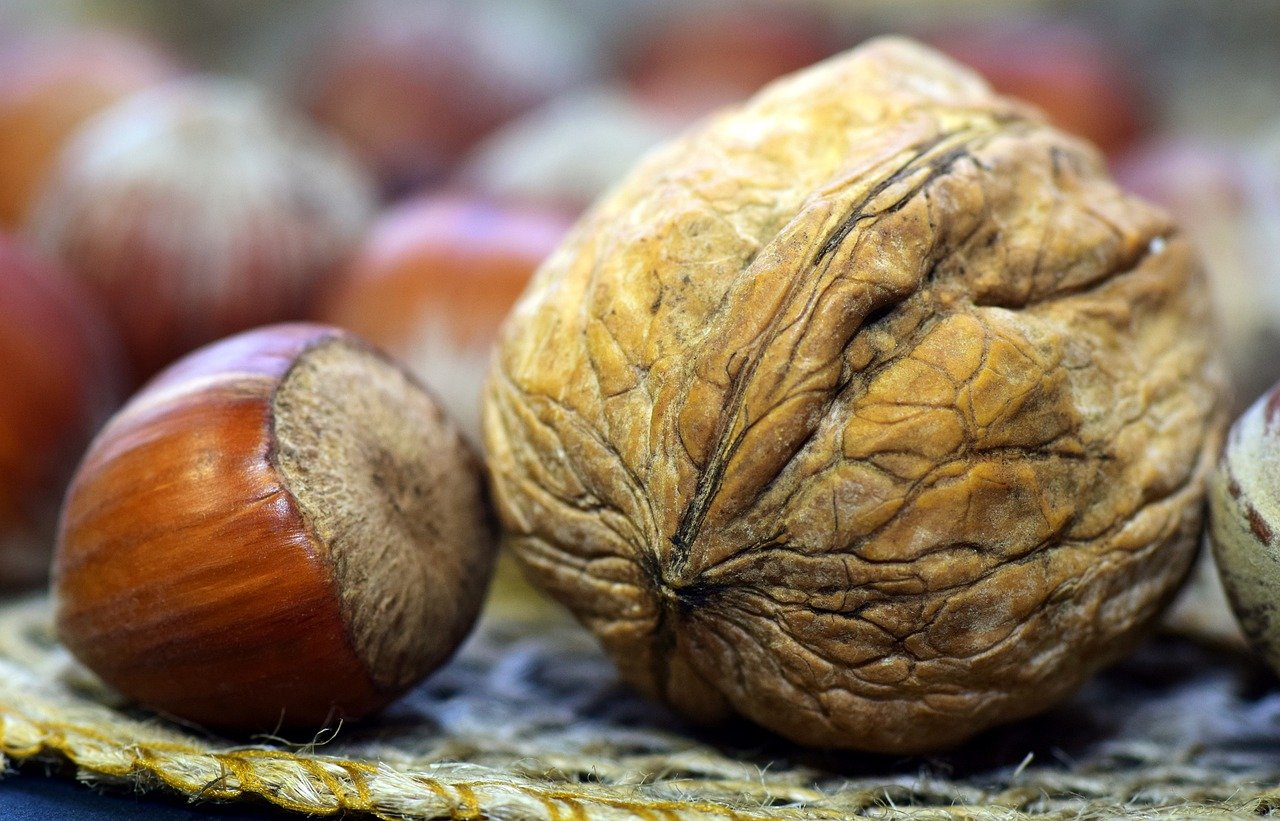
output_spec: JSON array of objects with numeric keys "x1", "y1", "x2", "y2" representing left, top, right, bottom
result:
[
  {"x1": 623, "y1": 5, "x2": 837, "y2": 120},
  {"x1": 0, "y1": 233, "x2": 122, "y2": 589},
  {"x1": 482, "y1": 38, "x2": 1226, "y2": 753},
  {"x1": 457, "y1": 85, "x2": 684, "y2": 216},
  {"x1": 54, "y1": 324, "x2": 495, "y2": 731},
  {"x1": 27, "y1": 78, "x2": 376, "y2": 383}
]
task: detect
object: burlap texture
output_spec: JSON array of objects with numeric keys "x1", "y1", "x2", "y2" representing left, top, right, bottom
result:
[{"x1": 2, "y1": 592, "x2": 1280, "y2": 820}]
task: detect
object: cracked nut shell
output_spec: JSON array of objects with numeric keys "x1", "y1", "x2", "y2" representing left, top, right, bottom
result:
[{"x1": 482, "y1": 38, "x2": 1226, "y2": 753}]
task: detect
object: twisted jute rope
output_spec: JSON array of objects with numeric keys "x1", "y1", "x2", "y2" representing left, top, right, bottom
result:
[{"x1": 3, "y1": 594, "x2": 1280, "y2": 819}]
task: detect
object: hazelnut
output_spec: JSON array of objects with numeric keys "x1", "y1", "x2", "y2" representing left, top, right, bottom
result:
[
  {"x1": 1209, "y1": 384, "x2": 1280, "y2": 669},
  {"x1": 26, "y1": 78, "x2": 376, "y2": 383},
  {"x1": 54, "y1": 324, "x2": 495, "y2": 731},
  {"x1": 0, "y1": 233, "x2": 122, "y2": 589},
  {"x1": 298, "y1": 0, "x2": 586, "y2": 196},
  {"x1": 314, "y1": 193, "x2": 573, "y2": 444},
  {"x1": 457, "y1": 86, "x2": 684, "y2": 215},
  {"x1": 482, "y1": 39, "x2": 1226, "y2": 753}
]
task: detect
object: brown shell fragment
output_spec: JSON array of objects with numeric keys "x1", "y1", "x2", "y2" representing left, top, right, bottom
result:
[{"x1": 482, "y1": 38, "x2": 1226, "y2": 753}]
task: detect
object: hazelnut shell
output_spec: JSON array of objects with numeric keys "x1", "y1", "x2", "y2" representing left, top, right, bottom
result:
[{"x1": 54, "y1": 324, "x2": 495, "y2": 731}]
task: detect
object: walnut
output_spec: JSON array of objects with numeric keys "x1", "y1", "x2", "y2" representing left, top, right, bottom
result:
[{"x1": 482, "y1": 38, "x2": 1226, "y2": 753}]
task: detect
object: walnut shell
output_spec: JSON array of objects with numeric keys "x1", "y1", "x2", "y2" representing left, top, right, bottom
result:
[{"x1": 482, "y1": 38, "x2": 1226, "y2": 753}]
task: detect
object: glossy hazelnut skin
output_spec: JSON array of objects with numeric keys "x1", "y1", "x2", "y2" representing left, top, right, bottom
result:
[
  {"x1": 54, "y1": 324, "x2": 496, "y2": 731},
  {"x1": 314, "y1": 193, "x2": 573, "y2": 444},
  {"x1": 0, "y1": 233, "x2": 121, "y2": 588}
]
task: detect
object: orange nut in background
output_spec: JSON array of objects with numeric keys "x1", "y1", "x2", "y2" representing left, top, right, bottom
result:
[
  {"x1": 622, "y1": 4, "x2": 838, "y2": 120},
  {"x1": 315, "y1": 193, "x2": 573, "y2": 445},
  {"x1": 0, "y1": 29, "x2": 180, "y2": 229},
  {"x1": 0, "y1": 232, "x2": 122, "y2": 589},
  {"x1": 929, "y1": 22, "x2": 1149, "y2": 159},
  {"x1": 54, "y1": 324, "x2": 496, "y2": 732}
]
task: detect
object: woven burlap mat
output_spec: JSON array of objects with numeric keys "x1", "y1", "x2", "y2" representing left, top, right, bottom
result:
[{"x1": 3, "y1": 591, "x2": 1280, "y2": 820}]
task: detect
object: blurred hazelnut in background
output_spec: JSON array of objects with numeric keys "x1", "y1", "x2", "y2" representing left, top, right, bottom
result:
[
  {"x1": 315, "y1": 193, "x2": 573, "y2": 444},
  {"x1": 457, "y1": 85, "x2": 683, "y2": 215},
  {"x1": 26, "y1": 77, "x2": 377, "y2": 384},
  {"x1": 928, "y1": 21, "x2": 1149, "y2": 159},
  {"x1": 298, "y1": 0, "x2": 595, "y2": 200},
  {"x1": 0, "y1": 28, "x2": 180, "y2": 229},
  {"x1": 621, "y1": 3, "x2": 839, "y2": 121},
  {"x1": 0, "y1": 233, "x2": 122, "y2": 589}
]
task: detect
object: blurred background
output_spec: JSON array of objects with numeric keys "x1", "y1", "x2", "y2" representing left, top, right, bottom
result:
[{"x1": 0, "y1": 0, "x2": 1278, "y2": 599}]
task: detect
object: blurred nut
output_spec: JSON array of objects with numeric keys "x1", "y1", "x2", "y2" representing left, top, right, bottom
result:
[
  {"x1": 27, "y1": 78, "x2": 376, "y2": 383},
  {"x1": 315, "y1": 193, "x2": 572, "y2": 445},
  {"x1": 457, "y1": 85, "x2": 684, "y2": 215},
  {"x1": 0, "y1": 233, "x2": 121, "y2": 589},
  {"x1": 299, "y1": 0, "x2": 589, "y2": 197},
  {"x1": 0, "y1": 29, "x2": 179, "y2": 229},
  {"x1": 623, "y1": 5, "x2": 837, "y2": 120},
  {"x1": 930, "y1": 22, "x2": 1148, "y2": 158}
]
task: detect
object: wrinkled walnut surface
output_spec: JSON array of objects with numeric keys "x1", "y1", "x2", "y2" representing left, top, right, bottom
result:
[{"x1": 483, "y1": 38, "x2": 1226, "y2": 753}]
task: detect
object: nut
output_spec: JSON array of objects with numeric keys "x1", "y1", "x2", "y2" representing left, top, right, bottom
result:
[
  {"x1": 54, "y1": 324, "x2": 495, "y2": 731},
  {"x1": 0, "y1": 233, "x2": 121, "y2": 589},
  {"x1": 27, "y1": 78, "x2": 375, "y2": 383},
  {"x1": 315, "y1": 193, "x2": 572, "y2": 445},
  {"x1": 623, "y1": 5, "x2": 835, "y2": 120},
  {"x1": 1209, "y1": 384, "x2": 1280, "y2": 668},
  {"x1": 299, "y1": 0, "x2": 584, "y2": 196},
  {"x1": 929, "y1": 22, "x2": 1147, "y2": 159},
  {"x1": 482, "y1": 38, "x2": 1226, "y2": 753}
]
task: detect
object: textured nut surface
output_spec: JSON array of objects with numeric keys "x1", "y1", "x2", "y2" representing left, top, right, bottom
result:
[
  {"x1": 1210, "y1": 386, "x2": 1280, "y2": 669},
  {"x1": 483, "y1": 38, "x2": 1226, "y2": 753}
]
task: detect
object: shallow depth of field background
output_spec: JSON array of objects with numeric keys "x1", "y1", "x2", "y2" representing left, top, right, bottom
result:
[
  {"x1": 4, "y1": 0, "x2": 1276, "y2": 385},
  {"x1": 0, "y1": 0, "x2": 1278, "y2": 608}
]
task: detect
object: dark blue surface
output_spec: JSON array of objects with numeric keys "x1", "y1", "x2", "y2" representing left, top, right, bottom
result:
[{"x1": 0, "y1": 762, "x2": 295, "y2": 820}]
